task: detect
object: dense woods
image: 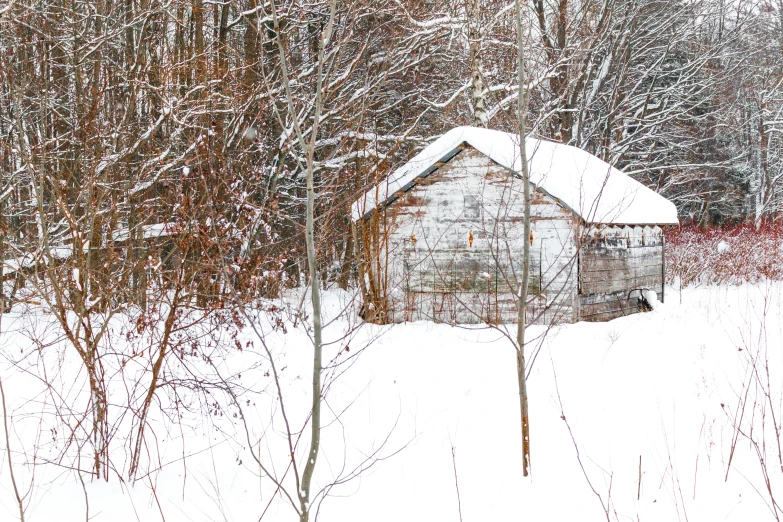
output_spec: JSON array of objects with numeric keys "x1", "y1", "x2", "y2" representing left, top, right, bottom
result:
[{"x1": 3, "y1": 0, "x2": 783, "y2": 303}]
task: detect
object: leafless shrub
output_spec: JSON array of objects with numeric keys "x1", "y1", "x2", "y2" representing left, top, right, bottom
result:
[{"x1": 666, "y1": 223, "x2": 783, "y2": 287}]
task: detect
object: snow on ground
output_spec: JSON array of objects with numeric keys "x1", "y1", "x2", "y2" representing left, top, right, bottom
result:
[{"x1": 0, "y1": 283, "x2": 782, "y2": 521}]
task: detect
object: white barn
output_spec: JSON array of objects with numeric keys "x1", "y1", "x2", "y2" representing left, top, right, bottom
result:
[{"x1": 352, "y1": 127, "x2": 679, "y2": 324}]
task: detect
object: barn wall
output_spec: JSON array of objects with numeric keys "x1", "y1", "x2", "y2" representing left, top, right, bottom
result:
[
  {"x1": 578, "y1": 225, "x2": 664, "y2": 322},
  {"x1": 381, "y1": 147, "x2": 578, "y2": 325}
]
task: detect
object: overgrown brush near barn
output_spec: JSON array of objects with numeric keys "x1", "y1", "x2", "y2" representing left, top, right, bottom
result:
[{"x1": 666, "y1": 223, "x2": 783, "y2": 286}]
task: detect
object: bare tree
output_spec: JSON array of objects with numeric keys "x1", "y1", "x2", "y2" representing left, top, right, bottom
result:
[
  {"x1": 515, "y1": 0, "x2": 532, "y2": 477},
  {"x1": 265, "y1": 0, "x2": 336, "y2": 517}
]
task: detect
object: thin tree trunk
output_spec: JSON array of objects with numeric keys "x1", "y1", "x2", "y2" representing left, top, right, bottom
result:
[
  {"x1": 0, "y1": 377, "x2": 24, "y2": 521},
  {"x1": 193, "y1": 0, "x2": 205, "y2": 84},
  {"x1": 299, "y1": 90, "x2": 324, "y2": 522},
  {"x1": 339, "y1": 216, "x2": 354, "y2": 290},
  {"x1": 299, "y1": 4, "x2": 336, "y2": 513},
  {"x1": 270, "y1": 0, "x2": 337, "y2": 518},
  {"x1": 87, "y1": 351, "x2": 107, "y2": 478},
  {"x1": 515, "y1": 0, "x2": 532, "y2": 478},
  {"x1": 0, "y1": 225, "x2": 4, "y2": 313},
  {"x1": 129, "y1": 286, "x2": 181, "y2": 479},
  {"x1": 469, "y1": 0, "x2": 487, "y2": 127},
  {"x1": 244, "y1": 0, "x2": 259, "y2": 89}
]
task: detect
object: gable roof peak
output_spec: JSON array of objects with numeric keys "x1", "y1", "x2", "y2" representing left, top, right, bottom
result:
[{"x1": 351, "y1": 126, "x2": 678, "y2": 226}]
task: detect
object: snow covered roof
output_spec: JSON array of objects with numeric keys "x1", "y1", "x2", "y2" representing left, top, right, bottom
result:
[
  {"x1": 2, "y1": 247, "x2": 72, "y2": 277},
  {"x1": 112, "y1": 222, "x2": 179, "y2": 242},
  {"x1": 351, "y1": 126, "x2": 679, "y2": 225}
]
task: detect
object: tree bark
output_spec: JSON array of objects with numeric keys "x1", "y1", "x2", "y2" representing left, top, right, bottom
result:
[{"x1": 468, "y1": 0, "x2": 487, "y2": 127}]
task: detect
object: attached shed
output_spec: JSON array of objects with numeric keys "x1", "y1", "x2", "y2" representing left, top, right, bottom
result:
[{"x1": 351, "y1": 127, "x2": 679, "y2": 325}]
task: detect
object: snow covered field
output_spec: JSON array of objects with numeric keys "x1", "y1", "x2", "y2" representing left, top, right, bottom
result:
[{"x1": 1, "y1": 283, "x2": 783, "y2": 521}]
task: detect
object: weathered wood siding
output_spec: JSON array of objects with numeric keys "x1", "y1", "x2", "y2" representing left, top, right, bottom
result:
[
  {"x1": 578, "y1": 225, "x2": 664, "y2": 322},
  {"x1": 382, "y1": 146, "x2": 578, "y2": 324}
]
